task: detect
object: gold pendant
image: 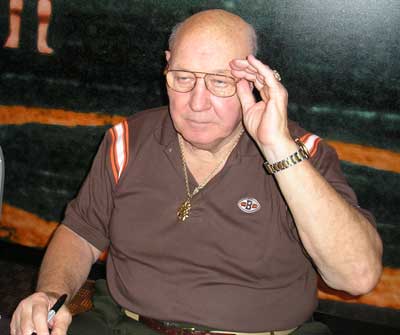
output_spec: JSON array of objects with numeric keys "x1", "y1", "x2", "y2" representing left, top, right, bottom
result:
[{"x1": 177, "y1": 198, "x2": 191, "y2": 222}]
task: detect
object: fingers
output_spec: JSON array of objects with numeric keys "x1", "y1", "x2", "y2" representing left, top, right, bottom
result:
[
  {"x1": 11, "y1": 295, "x2": 43, "y2": 335},
  {"x1": 32, "y1": 299, "x2": 51, "y2": 334},
  {"x1": 247, "y1": 54, "x2": 282, "y2": 88},
  {"x1": 10, "y1": 292, "x2": 71, "y2": 335},
  {"x1": 230, "y1": 58, "x2": 258, "y2": 73},
  {"x1": 49, "y1": 307, "x2": 72, "y2": 335},
  {"x1": 230, "y1": 55, "x2": 284, "y2": 92},
  {"x1": 230, "y1": 58, "x2": 266, "y2": 91},
  {"x1": 235, "y1": 79, "x2": 257, "y2": 114}
]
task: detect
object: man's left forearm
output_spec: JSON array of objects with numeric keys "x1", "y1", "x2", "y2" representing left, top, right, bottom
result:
[{"x1": 267, "y1": 145, "x2": 383, "y2": 295}]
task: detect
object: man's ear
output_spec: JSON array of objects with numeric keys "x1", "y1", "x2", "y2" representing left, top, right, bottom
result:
[{"x1": 165, "y1": 50, "x2": 171, "y2": 62}]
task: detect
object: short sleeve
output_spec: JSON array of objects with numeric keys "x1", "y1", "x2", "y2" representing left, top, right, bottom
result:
[{"x1": 62, "y1": 131, "x2": 116, "y2": 251}]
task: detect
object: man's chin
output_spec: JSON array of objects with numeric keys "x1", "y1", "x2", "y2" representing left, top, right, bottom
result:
[{"x1": 180, "y1": 131, "x2": 219, "y2": 149}]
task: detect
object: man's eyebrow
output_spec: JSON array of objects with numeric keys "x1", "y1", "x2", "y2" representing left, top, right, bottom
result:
[
  {"x1": 214, "y1": 69, "x2": 232, "y2": 75},
  {"x1": 174, "y1": 67, "x2": 232, "y2": 75}
]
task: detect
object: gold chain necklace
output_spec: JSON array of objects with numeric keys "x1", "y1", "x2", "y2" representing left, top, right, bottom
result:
[{"x1": 177, "y1": 127, "x2": 244, "y2": 222}]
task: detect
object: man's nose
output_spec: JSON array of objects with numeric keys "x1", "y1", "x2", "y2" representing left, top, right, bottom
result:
[{"x1": 189, "y1": 78, "x2": 212, "y2": 111}]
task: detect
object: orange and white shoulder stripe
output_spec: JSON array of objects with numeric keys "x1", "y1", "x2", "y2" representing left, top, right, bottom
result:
[
  {"x1": 109, "y1": 120, "x2": 129, "y2": 184},
  {"x1": 300, "y1": 133, "x2": 321, "y2": 158}
]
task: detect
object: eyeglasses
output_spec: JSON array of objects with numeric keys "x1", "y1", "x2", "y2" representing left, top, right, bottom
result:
[{"x1": 164, "y1": 69, "x2": 238, "y2": 98}]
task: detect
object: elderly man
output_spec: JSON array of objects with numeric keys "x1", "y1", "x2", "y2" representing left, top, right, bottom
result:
[{"x1": 10, "y1": 9, "x2": 382, "y2": 335}]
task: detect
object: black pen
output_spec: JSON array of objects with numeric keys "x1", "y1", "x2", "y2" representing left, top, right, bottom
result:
[
  {"x1": 47, "y1": 294, "x2": 67, "y2": 322},
  {"x1": 32, "y1": 294, "x2": 67, "y2": 335}
]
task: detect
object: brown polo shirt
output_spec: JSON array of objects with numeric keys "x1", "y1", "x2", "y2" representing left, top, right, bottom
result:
[{"x1": 63, "y1": 106, "x2": 375, "y2": 332}]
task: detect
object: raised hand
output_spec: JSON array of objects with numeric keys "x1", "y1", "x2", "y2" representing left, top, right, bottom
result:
[{"x1": 230, "y1": 55, "x2": 294, "y2": 161}]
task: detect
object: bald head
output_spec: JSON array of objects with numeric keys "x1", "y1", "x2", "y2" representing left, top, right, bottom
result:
[{"x1": 168, "y1": 9, "x2": 257, "y2": 58}]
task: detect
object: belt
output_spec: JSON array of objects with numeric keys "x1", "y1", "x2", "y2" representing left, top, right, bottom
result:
[{"x1": 124, "y1": 310, "x2": 296, "y2": 335}]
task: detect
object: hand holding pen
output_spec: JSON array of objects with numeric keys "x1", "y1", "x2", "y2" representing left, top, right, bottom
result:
[{"x1": 31, "y1": 294, "x2": 67, "y2": 335}]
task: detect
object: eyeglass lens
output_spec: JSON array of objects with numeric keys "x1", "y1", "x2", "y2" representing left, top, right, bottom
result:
[{"x1": 166, "y1": 70, "x2": 236, "y2": 97}]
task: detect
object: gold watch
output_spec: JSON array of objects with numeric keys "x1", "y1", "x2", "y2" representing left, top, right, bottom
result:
[{"x1": 264, "y1": 138, "x2": 310, "y2": 174}]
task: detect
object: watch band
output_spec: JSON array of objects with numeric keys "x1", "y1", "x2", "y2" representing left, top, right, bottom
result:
[{"x1": 264, "y1": 138, "x2": 310, "y2": 174}]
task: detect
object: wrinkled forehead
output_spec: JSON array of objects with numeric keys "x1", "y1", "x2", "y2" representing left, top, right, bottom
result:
[
  {"x1": 170, "y1": 28, "x2": 251, "y2": 72},
  {"x1": 169, "y1": 12, "x2": 252, "y2": 71}
]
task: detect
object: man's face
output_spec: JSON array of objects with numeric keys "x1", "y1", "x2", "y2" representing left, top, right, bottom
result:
[{"x1": 166, "y1": 30, "x2": 250, "y2": 150}]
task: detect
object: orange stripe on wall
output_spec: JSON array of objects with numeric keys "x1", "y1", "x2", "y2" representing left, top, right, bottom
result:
[
  {"x1": 318, "y1": 267, "x2": 400, "y2": 310},
  {"x1": 327, "y1": 140, "x2": 400, "y2": 174},
  {"x1": 1, "y1": 105, "x2": 399, "y2": 173},
  {"x1": 0, "y1": 203, "x2": 58, "y2": 248},
  {"x1": 0, "y1": 105, "x2": 125, "y2": 126}
]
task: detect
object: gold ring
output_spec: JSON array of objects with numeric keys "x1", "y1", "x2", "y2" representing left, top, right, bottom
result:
[{"x1": 273, "y1": 70, "x2": 281, "y2": 82}]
